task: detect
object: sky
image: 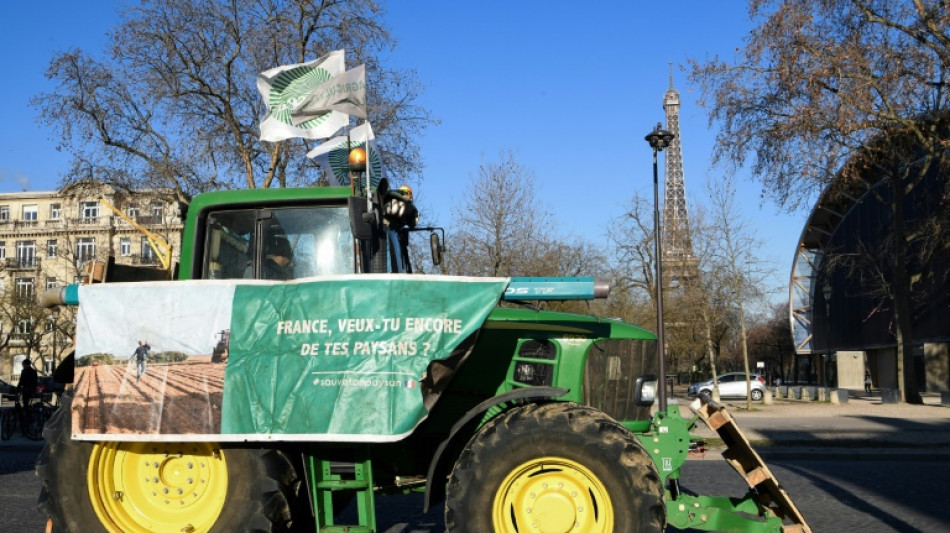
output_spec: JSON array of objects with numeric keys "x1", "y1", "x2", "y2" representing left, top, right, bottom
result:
[{"x1": 0, "y1": 1, "x2": 814, "y2": 307}]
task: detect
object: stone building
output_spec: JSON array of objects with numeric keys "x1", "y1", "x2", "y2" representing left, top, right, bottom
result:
[{"x1": 0, "y1": 184, "x2": 183, "y2": 382}]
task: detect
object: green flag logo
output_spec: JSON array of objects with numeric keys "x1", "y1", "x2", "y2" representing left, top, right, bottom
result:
[
  {"x1": 269, "y1": 66, "x2": 334, "y2": 129},
  {"x1": 328, "y1": 141, "x2": 384, "y2": 186}
]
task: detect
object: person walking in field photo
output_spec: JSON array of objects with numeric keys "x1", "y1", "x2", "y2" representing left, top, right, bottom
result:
[{"x1": 134, "y1": 340, "x2": 151, "y2": 382}]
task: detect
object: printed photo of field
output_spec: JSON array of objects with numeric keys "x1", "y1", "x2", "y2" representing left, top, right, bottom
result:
[{"x1": 72, "y1": 355, "x2": 225, "y2": 437}]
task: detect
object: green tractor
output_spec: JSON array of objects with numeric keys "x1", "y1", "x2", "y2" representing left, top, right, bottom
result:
[{"x1": 37, "y1": 178, "x2": 809, "y2": 533}]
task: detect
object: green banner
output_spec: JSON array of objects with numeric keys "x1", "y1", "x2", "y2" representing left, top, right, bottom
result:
[
  {"x1": 222, "y1": 277, "x2": 506, "y2": 438},
  {"x1": 71, "y1": 276, "x2": 507, "y2": 442}
]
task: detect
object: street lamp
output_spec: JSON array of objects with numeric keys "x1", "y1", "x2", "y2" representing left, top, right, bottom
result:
[{"x1": 645, "y1": 122, "x2": 675, "y2": 411}]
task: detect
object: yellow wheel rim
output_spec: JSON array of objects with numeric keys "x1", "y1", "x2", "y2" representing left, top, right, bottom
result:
[
  {"x1": 88, "y1": 442, "x2": 228, "y2": 533},
  {"x1": 492, "y1": 456, "x2": 614, "y2": 533}
]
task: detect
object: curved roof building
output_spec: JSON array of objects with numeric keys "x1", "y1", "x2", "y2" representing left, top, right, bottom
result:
[{"x1": 790, "y1": 132, "x2": 949, "y2": 393}]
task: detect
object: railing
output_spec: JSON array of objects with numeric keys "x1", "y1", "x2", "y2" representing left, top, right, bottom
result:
[
  {"x1": 4, "y1": 257, "x2": 41, "y2": 270},
  {"x1": 131, "y1": 255, "x2": 161, "y2": 266},
  {"x1": 69, "y1": 217, "x2": 106, "y2": 226}
]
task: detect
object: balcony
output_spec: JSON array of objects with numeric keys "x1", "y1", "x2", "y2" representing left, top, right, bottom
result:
[
  {"x1": 70, "y1": 217, "x2": 106, "y2": 226},
  {"x1": 13, "y1": 220, "x2": 38, "y2": 229},
  {"x1": 131, "y1": 254, "x2": 161, "y2": 266},
  {"x1": 4, "y1": 257, "x2": 41, "y2": 271}
]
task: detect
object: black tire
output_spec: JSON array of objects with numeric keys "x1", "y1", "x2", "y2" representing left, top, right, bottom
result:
[
  {"x1": 22, "y1": 407, "x2": 43, "y2": 440},
  {"x1": 751, "y1": 389, "x2": 764, "y2": 401},
  {"x1": 445, "y1": 402, "x2": 666, "y2": 533},
  {"x1": 1, "y1": 409, "x2": 14, "y2": 440},
  {"x1": 37, "y1": 391, "x2": 305, "y2": 533}
]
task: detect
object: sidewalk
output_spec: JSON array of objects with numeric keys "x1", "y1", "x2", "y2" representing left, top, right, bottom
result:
[{"x1": 672, "y1": 392, "x2": 950, "y2": 460}]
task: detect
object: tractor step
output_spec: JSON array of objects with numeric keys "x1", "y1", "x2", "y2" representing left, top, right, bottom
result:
[
  {"x1": 308, "y1": 455, "x2": 377, "y2": 532},
  {"x1": 693, "y1": 398, "x2": 813, "y2": 533}
]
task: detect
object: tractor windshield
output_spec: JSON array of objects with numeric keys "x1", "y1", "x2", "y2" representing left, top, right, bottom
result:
[{"x1": 201, "y1": 206, "x2": 355, "y2": 280}]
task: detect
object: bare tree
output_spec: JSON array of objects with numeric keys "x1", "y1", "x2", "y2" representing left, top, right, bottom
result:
[
  {"x1": 606, "y1": 194, "x2": 659, "y2": 325},
  {"x1": 446, "y1": 151, "x2": 555, "y2": 278},
  {"x1": 606, "y1": 193, "x2": 707, "y2": 376},
  {"x1": 706, "y1": 176, "x2": 775, "y2": 409},
  {"x1": 34, "y1": 0, "x2": 434, "y2": 202},
  {"x1": 0, "y1": 282, "x2": 55, "y2": 373},
  {"x1": 747, "y1": 303, "x2": 797, "y2": 384},
  {"x1": 689, "y1": 0, "x2": 950, "y2": 404}
]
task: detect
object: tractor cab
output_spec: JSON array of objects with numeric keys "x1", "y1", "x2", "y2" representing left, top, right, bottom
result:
[{"x1": 183, "y1": 179, "x2": 441, "y2": 281}]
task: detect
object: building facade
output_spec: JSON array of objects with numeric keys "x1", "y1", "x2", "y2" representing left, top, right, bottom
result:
[
  {"x1": 0, "y1": 185, "x2": 183, "y2": 382},
  {"x1": 790, "y1": 131, "x2": 949, "y2": 394}
]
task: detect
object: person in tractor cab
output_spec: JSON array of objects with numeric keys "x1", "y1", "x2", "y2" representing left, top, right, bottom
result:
[{"x1": 262, "y1": 237, "x2": 294, "y2": 280}]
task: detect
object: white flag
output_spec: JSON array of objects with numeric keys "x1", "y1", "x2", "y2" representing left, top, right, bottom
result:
[
  {"x1": 291, "y1": 64, "x2": 367, "y2": 126},
  {"x1": 257, "y1": 50, "x2": 348, "y2": 142},
  {"x1": 307, "y1": 123, "x2": 382, "y2": 187}
]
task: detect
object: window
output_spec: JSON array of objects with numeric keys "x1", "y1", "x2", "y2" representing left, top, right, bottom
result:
[
  {"x1": 15, "y1": 277, "x2": 34, "y2": 300},
  {"x1": 16, "y1": 317, "x2": 33, "y2": 337},
  {"x1": 0, "y1": 206, "x2": 9, "y2": 221},
  {"x1": 76, "y1": 237, "x2": 96, "y2": 265},
  {"x1": 201, "y1": 206, "x2": 355, "y2": 280},
  {"x1": 120, "y1": 237, "x2": 131, "y2": 256},
  {"x1": 46, "y1": 316, "x2": 56, "y2": 333},
  {"x1": 127, "y1": 206, "x2": 139, "y2": 220},
  {"x1": 150, "y1": 200, "x2": 164, "y2": 220},
  {"x1": 16, "y1": 240, "x2": 36, "y2": 267},
  {"x1": 46, "y1": 276, "x2": 57, "y2": 290},
  {"x1": 81, "y1": 201, "x2": 99, "y2": 220},
  {"x1": 22, "y1": 205, "x2": 38, "y2": 221},
  {"x1": 142, "y1": 237, "x2": 157, "y2": 262},
  {"x1": 0, "y1": 241, "x2": 5, "y2": 260},
  {"x1": 47, "y1": 239, "x2": 58, "y2": 258},
  {"x1": 50, "y1": 203, "x2": 61, "y2": 220}
]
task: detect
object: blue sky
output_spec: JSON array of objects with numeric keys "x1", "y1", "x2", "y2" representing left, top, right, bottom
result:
[{"x1": 0, "y1": 1, "x2": 812, "y2": 306}]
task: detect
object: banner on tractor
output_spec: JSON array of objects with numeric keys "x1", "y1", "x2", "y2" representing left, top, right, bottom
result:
[{"x1": 71, "y1": 275, "x2": 508, "y2": 442}]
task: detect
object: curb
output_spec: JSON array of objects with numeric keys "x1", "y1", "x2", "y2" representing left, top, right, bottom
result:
[{"x1": 688, "y1": 445, "x2": 950, "y2": 462}]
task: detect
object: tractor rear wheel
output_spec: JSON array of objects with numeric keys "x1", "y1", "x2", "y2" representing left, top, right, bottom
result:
[
  {"x1": 37, "y1": 391, "x2": 303, "y2": 533},
  {"x1": 444, "y1": 402, "x2": 666, "y2": 533}
]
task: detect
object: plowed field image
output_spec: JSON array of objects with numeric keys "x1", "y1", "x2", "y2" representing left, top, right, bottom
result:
[{"x1": 72, "y1": 356, "x2": 224, "y2": 436}]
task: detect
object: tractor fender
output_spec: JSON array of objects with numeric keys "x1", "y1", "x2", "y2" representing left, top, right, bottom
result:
[{"x1": 423, "y1": 386, "x2": 569, "y2": 511}]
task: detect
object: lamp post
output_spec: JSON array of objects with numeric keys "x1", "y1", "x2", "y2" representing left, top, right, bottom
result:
[{"x1": 645, "y1": 122, "x2": 675, "y2": 411}]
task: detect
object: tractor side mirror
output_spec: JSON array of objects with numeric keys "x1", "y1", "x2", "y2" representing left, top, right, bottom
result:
[{"x1": 430, "y1": 232, "x2": 443, "y2": 266}]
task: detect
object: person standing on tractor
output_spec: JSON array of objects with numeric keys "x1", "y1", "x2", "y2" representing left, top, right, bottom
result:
[
  {"x1": 17, "y1": 359, "x2": 38, "y2": 407},
  {"x1": 133, "y1": 340, "x2": 151, "y2": 382}
]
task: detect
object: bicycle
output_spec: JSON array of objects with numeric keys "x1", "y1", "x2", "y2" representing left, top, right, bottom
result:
[{"x1": 0, "y1": 396, "x2": 47, "y2": 441}]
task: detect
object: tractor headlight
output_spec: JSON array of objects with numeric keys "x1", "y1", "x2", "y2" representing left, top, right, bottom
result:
[{"x1": 634, "y1": 375, "x2": 658, "y2": 406}]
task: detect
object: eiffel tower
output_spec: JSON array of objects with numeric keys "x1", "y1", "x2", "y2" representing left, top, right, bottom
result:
[{"x1": 662, "y1": 68, "x2": 699, "y2": 289}]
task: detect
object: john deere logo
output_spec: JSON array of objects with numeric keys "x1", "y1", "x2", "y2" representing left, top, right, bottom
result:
[
  {"x1": 269, "y1": 66, "x2": 333, "y2": 128},
  {"x1": 328, "y1": 141, "x2": 383, "y2": 186}
]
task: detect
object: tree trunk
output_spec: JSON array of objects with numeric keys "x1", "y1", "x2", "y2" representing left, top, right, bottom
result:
[{"x1": 891, "y1": 177, "x2": 923, "y2": 404}]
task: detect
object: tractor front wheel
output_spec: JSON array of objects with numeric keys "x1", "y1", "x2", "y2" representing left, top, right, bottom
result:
[
  {"x1": 37, "y1": 391, "x2": 302, "y2": 533},
  {"x1": 444, "y1": 402, "x2": 666, "y2": 533}
]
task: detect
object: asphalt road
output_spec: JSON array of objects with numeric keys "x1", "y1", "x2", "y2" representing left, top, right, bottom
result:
[{"x1": 2, "y1": 447, "x2": 948, "y2": 532}]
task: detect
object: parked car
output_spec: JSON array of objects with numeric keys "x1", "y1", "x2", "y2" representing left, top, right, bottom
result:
[
  {"x1": 39, "y1": 375, "x2": 66, "y2": 395},
  {"x1": 688, "y1": 372, "x2": 767, "y2": 401},
  {"x1": 0, "y1": 378, "x2": 15, "y2": 401}
]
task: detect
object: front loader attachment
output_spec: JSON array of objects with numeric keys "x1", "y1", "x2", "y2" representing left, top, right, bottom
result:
[
  {"x1": 641, "y1": 396, "x2": 812, "y2": 533},
  {"x1": 689, "y1": 397, "x2": 811, "y2": 533}
]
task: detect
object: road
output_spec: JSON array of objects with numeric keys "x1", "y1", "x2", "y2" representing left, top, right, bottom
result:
[{"x1": 3, "y1": 447, "x2": 948, "y2": 532}]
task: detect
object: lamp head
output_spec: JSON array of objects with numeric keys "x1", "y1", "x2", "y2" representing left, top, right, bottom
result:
[
  {"x1": 349, "y1": 147, "x2": 367, "y2": 172},
  {"x1": 645, "y1": 122, "x2": 675, "y2": 151}
]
